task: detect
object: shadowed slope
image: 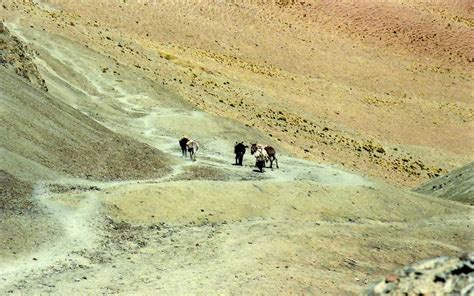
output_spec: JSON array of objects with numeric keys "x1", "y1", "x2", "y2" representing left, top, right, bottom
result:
[
  {"x1": 0, "y1": 22, "x2": 173, "y2": 263},
  {"x1": 0, "y1": 22, "x2": 172, "y2": 183},
  {"x1": 1, "y1": 68, "x2": 171, "y2": 182},
  {"x1": 414, "y1": 161, "x2": 474, "y2": 204},
  {"x1": 0, "y1": 170, "x2": 33, "y2": 212}
]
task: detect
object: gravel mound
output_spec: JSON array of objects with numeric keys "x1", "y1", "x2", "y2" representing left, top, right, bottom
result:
[
  {"x1": 368, "y1": 253, "x2": 474, "y2": 295},
  {"x1": 0, "y1": 22, "x2": 48, "y2": 91},
  {"x1": 0, "y1": 170, "x2": 33, "y2": 212}
]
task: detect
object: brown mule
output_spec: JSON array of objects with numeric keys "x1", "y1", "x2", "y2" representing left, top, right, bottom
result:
[{"x1": 251, "y1": 143, "x2": 279, "y2": 169}]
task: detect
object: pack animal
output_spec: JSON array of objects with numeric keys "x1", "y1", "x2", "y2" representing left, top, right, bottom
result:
[
  {"x1": 179, "y1": 136, "x2": 189, "y2": 158},
  {"x1": 252, "y1": 145, "x2": 268, "y2": 173},
  {"x1": 234, "y1": 142, "x2": 248, "y2": 166},
  {"x1": 251, "y1": 143, "x2": 279, "y2": 170},
  {"x1": 186, "y1": 139, "x2": 199, "y2": 161}
]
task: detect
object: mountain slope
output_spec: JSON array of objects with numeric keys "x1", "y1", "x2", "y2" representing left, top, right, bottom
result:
[
  {"x1": 11, "y1": 0, "x2": 472, "y2": 186},
  {"x1": 0, "y1": 23, "x2": 171, "y2": 184},
  {"x1": 0, "y1": 22, "x2": 173, "y2": 260},
  {"x1": 0, "y1": 2, "x2": 472, "y2": 295},
  {"x1": 414, "y1": 161, "x2": 474, "y2": 204}
]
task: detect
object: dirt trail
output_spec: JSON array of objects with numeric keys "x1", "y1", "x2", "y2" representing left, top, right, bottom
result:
[
  {"x1": 0, "y1": 183, "x2": 100, "y2": 287},
  {"x1": 1, "y1": 21, "x2": 472, "y2": 295},
  {"x1": 1, "y1": 20, "x2": 371, "y2": 291},
  {"x1": 8, "y1": 21, "x2": 372, "y2": 188},
  {"x1": 0, "y1": 129, "x2": 373, "y2": 293}
]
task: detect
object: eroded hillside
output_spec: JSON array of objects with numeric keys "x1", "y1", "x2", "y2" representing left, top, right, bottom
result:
[
  {"x1": 0, "y1": 19, "x2": 173, "y2": 266},
  {"x1": 3, "y1": 0, "x2": 471, "y2": 186},
  {"x1": 0, "y1": 21, "x2": 47, "y2": 91},
  {"x1": 415, "y1": 161, "x2": 474, "y2": 204},
  {"x1": 0, "y1": 1, "x2": 472, "y2": 295},
  {"x1": 0, "y1": 21, "x2": 172, "y2": 183}
]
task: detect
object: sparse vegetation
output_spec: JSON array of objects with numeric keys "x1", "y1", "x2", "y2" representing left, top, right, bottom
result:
[{"x1": 0, "y1": 0, "x2": 472, "y2": 294}]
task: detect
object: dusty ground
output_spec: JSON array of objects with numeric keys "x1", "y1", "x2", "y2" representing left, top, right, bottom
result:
[
  {"x1": 1, "y1": 139, "x2": 472, "y2": 294},
  {"x1": 10, "y1": 0, "x2": 472, "y2": 187},
  {"x1": 0, "y1": 23, "x2": 172, "y2": 182},
  {"x1": 0, "y1": 1, "x2": 473, "y2": 295}
]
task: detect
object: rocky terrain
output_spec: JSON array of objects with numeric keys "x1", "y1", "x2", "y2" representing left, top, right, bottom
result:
[
  {"x1": 1, "y1": 0, "x2": 471, "y2": 187},
  {"x1": 0, "y1": 0, "x2": 472, "y2": 295},
  {"x1": 368, "y1": 252, "x2": 474, "y2": 295},
  {"x1": 0, "y1": 21, "x2": 47, "y2": 91},
  {"x1": 415, "y1": 161, "x2": 474, "y2": 205},
  {"x1": 35, "y1": 0, "x2": 473, "y2": 187},
  {"x1": 0, "y1": 170, "x2": 34, "y2": 212},
  {"x1": 0, "y1": 20, "x2": 172, "y2": 183}
]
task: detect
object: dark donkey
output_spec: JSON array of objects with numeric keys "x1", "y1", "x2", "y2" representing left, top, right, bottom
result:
[
  {"x1": 251, "y1": 143, "x2": 279, "y2": 169},
  {"x1": 234, "y1": 142, "x2": 248, "y2": 166},
  {"x1": 179, "y1": 136, "x2": 189, "y2": 158}
]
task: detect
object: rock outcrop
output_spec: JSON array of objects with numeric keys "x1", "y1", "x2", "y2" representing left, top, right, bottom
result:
[
  {"x1": 368, "y1": 253, "x2": 474, "y2": 295},
  {"x1": 0, "y1": 170, "x2": 33, "y2": 212},
  {"x1": 0, "y1": 22, "x2": 48, "y2": 91}
]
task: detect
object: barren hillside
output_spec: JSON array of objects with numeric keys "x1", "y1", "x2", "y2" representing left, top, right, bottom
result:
[
  {"x1": 0, "y1": 1, "x2": 472, "y2": 295},
  {"x1": 415, "y1": 161, "x2": 474, "y2": 204},
  {"x1": 7, "y1": 0, "x2": 471, "y2": 186},
  {"x1": 1, "y1": 20, "x2": 172, "y2": 183}
]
